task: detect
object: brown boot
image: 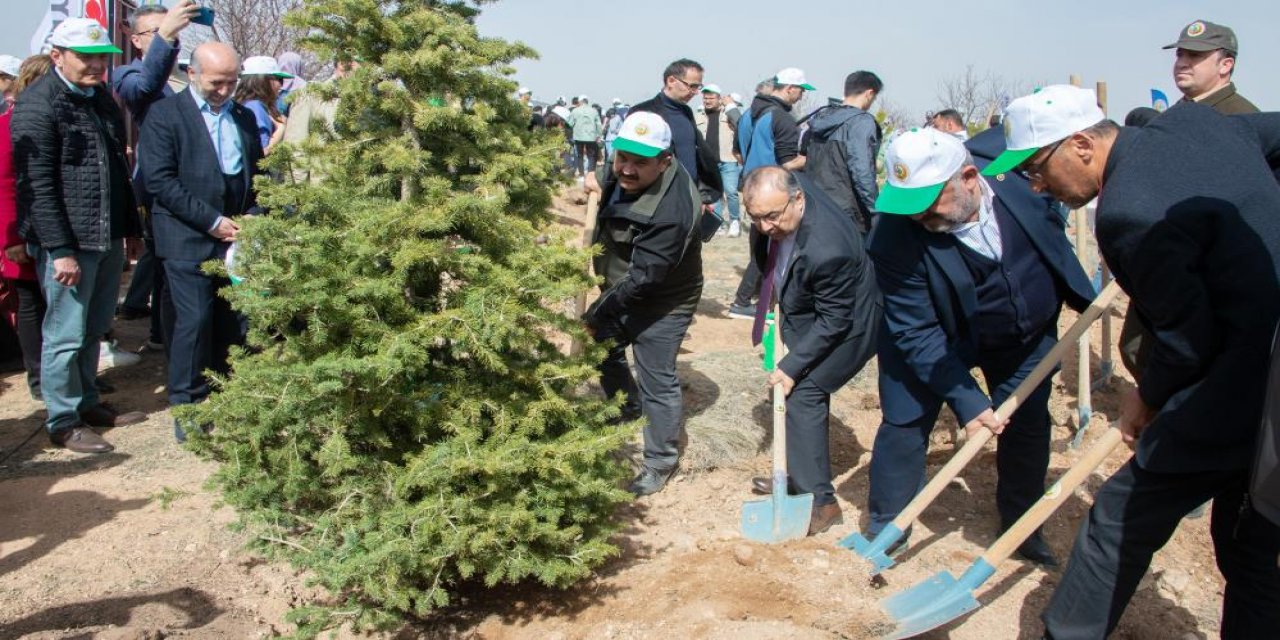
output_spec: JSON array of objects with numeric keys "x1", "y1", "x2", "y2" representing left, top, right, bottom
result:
[
  {"x1": 808, "y1": 502, "x2": 843, "y2": 536},
  {"x1": 50, "y1": 426, "x2": 115, "y2": 454},
  {"x1": 80, "y1": 403, "x2": 147, "y2": 428}
]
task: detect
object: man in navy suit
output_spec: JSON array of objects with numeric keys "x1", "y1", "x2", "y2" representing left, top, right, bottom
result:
[
  {"x1": 112, "y1": 0, "x2": 197, "y2": 345},
  {"x1": 742, "y1": 166, "x2": 881, "y2": 535},
  {"x1": 988, "y1": 85, "x2": 1280, "y2": 640},
  {"x1": 866, "y1": 126, "x2": 1095, "y2": 565},
  {"x1": 140, "y1": 41, "x2": 263, "y2": 441}
]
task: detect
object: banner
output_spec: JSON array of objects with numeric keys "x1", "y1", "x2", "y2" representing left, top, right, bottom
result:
[
  {"x1": 1151, "y1": 89, "x2": 1170, "y2": 112},
  {"x1": 30, "y1": 0, "x2": 112, "y2": 55}
]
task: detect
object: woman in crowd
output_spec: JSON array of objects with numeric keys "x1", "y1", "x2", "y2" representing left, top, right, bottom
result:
[{"x1": 234, "y1": 55, "x2": 291, "y2": 154}]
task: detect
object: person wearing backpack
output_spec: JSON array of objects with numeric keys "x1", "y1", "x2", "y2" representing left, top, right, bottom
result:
[{"x1": 802, "y1": 71, "x2": 883, "y2": 236}]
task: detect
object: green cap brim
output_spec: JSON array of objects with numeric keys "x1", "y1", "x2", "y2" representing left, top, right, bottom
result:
[
  {"x1": 981, "y1": 146, "x2": 1039, "y2": 177},
  {"x1": 874, "y1": 181, "x2": 947, "y2": 215},
  {"x1": 799, "y1": 83, "x2": 816, "y2": 91},
  {"x1": 612, "y1": 137, "x2": 664, "y2": 158},
  {"x1": 69, "y1": 44, "x2": 123, "y2": 54}
]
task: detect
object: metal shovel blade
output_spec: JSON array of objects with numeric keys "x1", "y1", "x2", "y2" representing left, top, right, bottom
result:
[
  {"x1": 838, "y1": 522, "x2": 906, "y2": 574},
  {"x1": 879, "y1": 558, "x2": 996, "y2": 639},
  {"x1": 741, "y1": 486, "x2": 813, "y2": 543}
]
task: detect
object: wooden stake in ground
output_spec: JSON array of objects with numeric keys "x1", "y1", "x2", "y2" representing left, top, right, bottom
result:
[
  {"x1": 570, "y1": 191, "x2": 600, "y2": 357},
  {"x1": 1093, "y1": 81, "x2": 1115, "y2": 389}
]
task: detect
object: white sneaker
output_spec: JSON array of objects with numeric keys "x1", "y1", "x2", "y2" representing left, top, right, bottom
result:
[
  {"x1": 729, "y1": 220, "x2": 742, "y2": 238},
  {"x1": 99, "y1": 339, "x2": 142, "y2": 371}
]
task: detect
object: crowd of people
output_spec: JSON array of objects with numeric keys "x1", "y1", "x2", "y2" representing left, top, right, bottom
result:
[
  {"x1": 0, "y1": 5, "x2": 1277, "y2": 637},
  {"x1": 577, "y1": 17, "x2": 1279, "y2": 640}
]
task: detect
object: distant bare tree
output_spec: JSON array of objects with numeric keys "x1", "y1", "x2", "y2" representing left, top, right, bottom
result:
[
  {"x1": 935, "y1": 65, "x2": 1039, "y2": 131},
  {"x1": 208, "y1": 0, "x2": 301, "y2": 58},
  {"x1": 874, "y1": 98, "x2": 917, "y2": 134}
]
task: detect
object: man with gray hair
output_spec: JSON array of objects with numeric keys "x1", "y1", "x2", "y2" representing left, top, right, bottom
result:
[
  {"x1": 140, "y1": 41, "x2": 264, "y2": 442},
  {"x1": 741, "y1": 165, "x2": 879, "y2": 535},
  {"x1": 864, "y1": 126, "x2": 1095, "y2": 564}
]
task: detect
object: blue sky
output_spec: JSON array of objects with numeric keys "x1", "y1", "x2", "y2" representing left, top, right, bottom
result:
[{"x1": 3, "y1": 1, "x2": 1275, "y2": 121}]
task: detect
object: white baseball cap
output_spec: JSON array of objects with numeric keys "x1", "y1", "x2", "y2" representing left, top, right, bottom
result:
[
  {"x1": 774, "y1": 67, "x2": 815, "y2": 91},
  {"x1": 0, "y1": 55, "x2": 21, "y2": 77},
  {"x1": 875, "y1": 127, "x2": 970, "y2": 215},
  {"x1": 578, "y1": 94, "x2": 589, "y2": 102},
  {"x1": 551, "y1": 105, "x2": 571, "y2": 121},
  {"x1": 50, "y1": 18, "x2": 122, "y2": 55},
  {"x1": 241, "y1": 55, "x2": 293, "y2": 78},
  {"x1": 517, "y1": 86, "x2": 531, "y2": 96},
  {"x1": 701, "y1": 83, "x2": 722, "y2": 95},
  {"x1": 984, "y1": 85, "x2": 1105, "y2": 176},
  {"x1": 613, "y1": 112, "x2": 671, "y2": 158},
  {"x1": 729, "y1": 92, "x2": 743, "y2": 103},
  {"x1": 611, "y1": 97, "x2": 622, "y2": 105}
]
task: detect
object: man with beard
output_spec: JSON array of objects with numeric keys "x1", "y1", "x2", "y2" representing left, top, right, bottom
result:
[
  {"x1": 984, "y1": 83, "x2": 1280, "y2": 639},
  {"x1": 864, "y1": 127, "x2": 1095, "y2": 565},
  {"x1": 584, "y1": 112, "x2": 704, "y2": 497}
]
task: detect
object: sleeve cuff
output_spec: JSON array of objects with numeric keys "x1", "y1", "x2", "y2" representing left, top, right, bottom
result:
[
  {"x1": 49, "y1": 246, "x2": 75, "y2": 260},
  {"x1": 207, "y1": 216, "x2": 224, "y2": 234}
]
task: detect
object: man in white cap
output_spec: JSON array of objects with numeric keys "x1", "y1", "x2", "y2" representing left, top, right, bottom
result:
[
  {"x1": 987, "y1": 84, "x2": 1280, "y2": 639},
  {"x1": 11, "y1": 18, "x2": 151, "y2": 453},
  {"x1": 0, "y1": 54, "x2": 22, "y2": 113},
  {"x1": 727, "y1": 68, "x2": 812, "y2": 319},
  {"x1": 584, "y1": 111, "x2": 705, "y2": 497},
  {"x1": 864, "y1": 125, "x2": 1095, "y2": 565},
  {"x1": 569, "y1": 92, "x2": 602, "y2": 178},
  {"x1": 140, "y1": 42, "x2": 265, "y2": 443},
  {"x1": 694, "y1": 84, "x2": 743, "y2": 237}
]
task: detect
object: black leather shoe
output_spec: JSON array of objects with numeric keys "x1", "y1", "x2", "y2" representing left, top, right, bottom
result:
[
  {"x1": 628, "y1": 464, "x2": 677, "y2": 497},
  {"x1": 751, "y1": 476, "x2": 773, "y2": 494},
  {"x1": 1015, "y1": 534, "x2": 1059, "y2": 567},
  {"x1": 884, "y1": 525, "x2": 913, "y2": 558}
]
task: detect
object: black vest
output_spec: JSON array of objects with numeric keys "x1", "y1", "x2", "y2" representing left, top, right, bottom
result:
[{"x1": 956, "y1": 202, "x2": 1060, "y2": 350}]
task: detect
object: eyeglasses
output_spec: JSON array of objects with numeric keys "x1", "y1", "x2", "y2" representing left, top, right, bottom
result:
[
  {"x1": 746, "y1": 193, "x2": 798, "y2": 224},
  {"x1": 673, "y1": 76, "x2": 704, "y2": 92},
  {"x1": 1016, "y1": 138, "x2": 1065, "y2": 182},
  {"x1": 134, "y1": 28, "x2": 159, "y2": 37}
]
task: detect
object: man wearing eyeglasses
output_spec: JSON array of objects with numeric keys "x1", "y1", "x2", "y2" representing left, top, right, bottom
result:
[
  {"x1": 112, "y1": 0, "x2": 199, "y2": 350},
  {"x1": 986, "y1": 84, "x2": 1280, "y2": 640},
  {"x1": 627, "y1": 59, "x2": 724, "y2": 211},
  {"x1": 741, "y1": 166, "x2": 880, "y2": 535},
  {"x1": 864, "y1": 126, "x2": 1095, "y2": 566}
]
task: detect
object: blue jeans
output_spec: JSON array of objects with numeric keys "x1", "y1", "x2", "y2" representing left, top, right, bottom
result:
[
  {"x1": 32, "y1": 240, "x2": 125, "y2": 433},
  {"x1": 716, "y1": 161, "x2": 741, "y2": 222}
]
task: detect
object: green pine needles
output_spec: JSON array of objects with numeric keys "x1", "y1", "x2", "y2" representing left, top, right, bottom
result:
[{"x1": 180, "y1": 1, "x2": 633, "y2": 635}]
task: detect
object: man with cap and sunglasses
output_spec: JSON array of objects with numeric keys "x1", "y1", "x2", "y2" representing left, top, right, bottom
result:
[
  {"x1": 864, "y1": 125, "x2": 1095, "y2": 566},
  {"x1": 11, "y1": 18, "x2": 151, "y2": 454},
  {"x1": 986, "y1": 84, "x2": 1280, "y2": 639},
  {"x1": 694, "y1": 84, "x2": 743, "y2": 237},
  {"x1": 584, "y1": 111, "x2": 705, "y2": 497}
]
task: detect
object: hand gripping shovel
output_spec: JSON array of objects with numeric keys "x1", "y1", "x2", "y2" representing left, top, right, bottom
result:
[
  {"x1": 742, "y1": 310, "x2": 814, "y2": 542},
  {"x1": 839, "y1": 280, "x2": 1121, "y2": 573},
  {"x1": 878, "y1": 423, "x2": 1125, "y2": 639}
]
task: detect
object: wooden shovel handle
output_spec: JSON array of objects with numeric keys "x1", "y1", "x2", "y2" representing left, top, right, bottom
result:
[
  {"x1": 772, "y1": 309, "x2": 788, "y2": 475},
  {"x1": 982, "y1": 425, "x2": 1124, "y2": 566},
  {"x1": 889, "y1": 280, "x2": 1122, "y2": 529},
  {"x1": 570, "y1": 191, "x2": 601, "y2": 356}
]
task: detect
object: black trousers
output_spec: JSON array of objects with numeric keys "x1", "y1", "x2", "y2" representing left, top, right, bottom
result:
[
  {"x1": 1043, "y1": 461, "x2": 1280, "y2": 639},
  {"x1": 784, "y1": 376, "x2": 836, "y2": 505},
  {"x1": 12, "y1": 277, "x2": 46, "y2": 394},
  {"x1": 163, "y1": 259, "x2": 243, "y2": 406},
  {"x1": 732, "y1": 224, "x2": 762, "y2": 307}
]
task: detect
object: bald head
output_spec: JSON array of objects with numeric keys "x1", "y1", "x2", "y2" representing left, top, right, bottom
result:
[{"x1": 189, "y1": 42, "x2": 240, "y2": 109}]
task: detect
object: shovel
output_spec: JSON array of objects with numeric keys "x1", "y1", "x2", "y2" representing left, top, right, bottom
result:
[
  {"x1": 878, "y1": 423, "x2": 1125, "y2": 639},
  {"x1": 839, "y1": 280, "x2": 1121, "y2": 573},
  {"x1": 742, "y1": 310, "x2": 814, "y2": 543},
  {"x1": 569, "y1": 191, "x2": 600, "y2": 357}
]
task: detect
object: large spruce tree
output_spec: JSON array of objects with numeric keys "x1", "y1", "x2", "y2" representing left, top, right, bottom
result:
[{"x1": 183, "y1": 1, "x2": 632, "y2": 634}]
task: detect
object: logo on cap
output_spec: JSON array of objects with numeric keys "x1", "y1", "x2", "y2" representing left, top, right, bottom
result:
[
  {"x1": 634, "y1": 123, "x2": 649, "y2": 136},
  {"x1": 893, "y1": 163, "x2": 909, "y2": 181},
  {"x1": 1187, "y1": 21, "x2": 1206, "y2": 37},
  {"x1": 88, "y1": 26, "x2": 103, "y2": 41}
]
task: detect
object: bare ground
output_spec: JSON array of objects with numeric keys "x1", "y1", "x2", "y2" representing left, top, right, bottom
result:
[{"x1": 0, "y1": 191, "x2": 1223, "y2": 640}]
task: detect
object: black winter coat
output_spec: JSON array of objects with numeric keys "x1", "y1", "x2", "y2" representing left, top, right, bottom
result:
[{"x1": 12, "y1": 71, "x2": 138, "y2": 252}]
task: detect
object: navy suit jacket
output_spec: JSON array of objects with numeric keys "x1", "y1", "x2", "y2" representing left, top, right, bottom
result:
[
  {"x1": 751, "y1": 174, "x2": 881, "y2": 394},
  {"x1": 112, "y1": 37, "x2": 180, "y2": 209},
  {"x1": 139, "y1": 89, "x2": 263, "y2": 262},
  {"x1": 868, "y1": 128, "x2": 1095, "y2": 425},
  {"x1": 1098, "y1": 105, "x2": 1280, "y2": 472}
]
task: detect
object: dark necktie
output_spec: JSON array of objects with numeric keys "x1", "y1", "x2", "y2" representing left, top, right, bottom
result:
[{"x1": 751, "y1": 239, "x2": 779, "y2": 346}]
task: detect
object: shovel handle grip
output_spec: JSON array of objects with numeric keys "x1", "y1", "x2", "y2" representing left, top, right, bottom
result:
[
  {"x1": 982, "y1": 425, "x2": 1124, "y2": 567},
  {"x1": 570, "y1": 192, "x2": 601, "y2": 357},
  {"x1": 772, "y1": 308, "x2": 788, "y2": 475},
  {"x1": 888, "y1": 280, "x2": 1122, "y2": 530}
]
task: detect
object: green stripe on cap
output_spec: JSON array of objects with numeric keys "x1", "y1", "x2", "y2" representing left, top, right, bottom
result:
[
  {"x1": 799, "y1": 83, "x2": 816, "y2": 91},
  {"x1": 981, "y1": 146, "x2": 1039, "y2": 177},
  {"x1": 69, "y1": 44, "x2": 123, "y2": 54},
  {"x1": 874, "y1": 181, "x2": 946, "y2": 215},
  {"x1": 612, "y1": 136, "x2": 664, "y2": 158}
]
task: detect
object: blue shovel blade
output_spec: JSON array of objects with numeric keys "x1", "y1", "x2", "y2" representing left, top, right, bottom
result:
[
  {"x1": 741, "y1": 491, "x2": 813, "y2": 543},
  {"x1": 880, "y1": 561, "x2": 994, "y2": 639}
]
